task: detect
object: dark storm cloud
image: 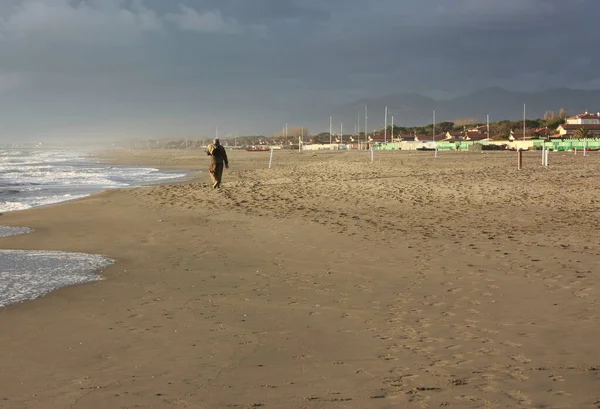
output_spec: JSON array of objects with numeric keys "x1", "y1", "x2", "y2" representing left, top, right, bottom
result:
[{"x1": 0, "y1": 0, "x2": 598, "y2": 139}]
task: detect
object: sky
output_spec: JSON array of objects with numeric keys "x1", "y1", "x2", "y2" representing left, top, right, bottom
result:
[{"x1": 0, "y1": 0, "x2": 599, "y2": 141}]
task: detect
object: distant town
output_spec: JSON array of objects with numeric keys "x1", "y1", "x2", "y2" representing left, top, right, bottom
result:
[{"x1": 4, "y1": 110, "x2": 600, "y2": 152}]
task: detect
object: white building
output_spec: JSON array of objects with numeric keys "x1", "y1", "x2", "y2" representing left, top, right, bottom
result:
[{"x1": 566, "y1": 112, "x2": 600, "y2": 125}]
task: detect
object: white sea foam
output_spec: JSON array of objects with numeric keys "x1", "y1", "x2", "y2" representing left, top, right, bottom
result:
[
  {"x1": 0, "y1": 250, "x2": 113, "y2": 308},
  {"x1": 0, "y1": 194, "x2": 89, "y2": 212},
  {"x1": 0, "y1": 149, "x2": 189, "y2": 213},
  {"x1": 0, "y1": 226, "x2": 33, "y2": 238}
]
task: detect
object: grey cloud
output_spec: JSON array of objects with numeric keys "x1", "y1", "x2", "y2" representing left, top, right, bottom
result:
[
  {"x1": 0, "y1": 0, "x2": 599, "y2": 140},
  {"x1": 0, "y1": 0, "x2": 163, "y2": 45},
  {"x1": 165, "y1": 5, "x2": 241, "y2": 33}
]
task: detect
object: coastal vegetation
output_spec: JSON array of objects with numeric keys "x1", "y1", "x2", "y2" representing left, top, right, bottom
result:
[{"x1": 125, "y1": 111, "x2": 573, "y2": 149}]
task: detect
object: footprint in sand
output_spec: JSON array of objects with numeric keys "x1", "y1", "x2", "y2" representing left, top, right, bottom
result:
[
  {"x1": 510, "y1": 354, "x2": 532, "y2": 363},
  {"x1": 573, "y1": 287, "x2": 592, "y2": 297},
  {"x1": 500, "y1": 340, "x2": 522, "y2": 348},
  {"x1": 457, "y1": 332, "x2": 479, "y2": 340},
  {"x1": 506, "y1": 369, "x2": 529, "y2": 381},
  {"x1": 475, "y1": 348, "x2": 498, "y2": 356},
  {"x1": 477, "y1": 383, "x2": 499, "y2": 393},
  {"x1": 506, "y1": 390, "x2": 532, "y2": 405}
]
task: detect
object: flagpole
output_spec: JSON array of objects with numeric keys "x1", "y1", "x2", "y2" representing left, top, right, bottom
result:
[
  {"x1": 384, "y1": 106, "x2": 388, "y2": 144},
  {"x1": 365, "y1": 105, "x2": 368, "y2": 150},
  {"x1": 391, "y1": 115, "x2": 394, "y2": 141},
  {"x1": 523, "y1": 103, "x2": 526, "y2": 141},
  {"x1": 340, "y1": 122, "x2": 343, "y2": 144},
  {"x1": 329, "y1": 116, "x2": 332, "y2": 145},
  {"x1": 433, "y1": 110, "x2": 436, "y2": 143},
  {"x1": 357, "y1": 113, "x2": 360, "y2": 148}
]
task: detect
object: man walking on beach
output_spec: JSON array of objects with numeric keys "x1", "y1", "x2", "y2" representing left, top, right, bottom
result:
[{"x1": 206, "y1": 138, "x2": 229, "y2": 188}]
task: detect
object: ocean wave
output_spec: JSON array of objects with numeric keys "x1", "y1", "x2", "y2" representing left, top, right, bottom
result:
[
  {"x1": 0, "y1": 226, "x2": 33, "y2": 238},
  {"x1": 0, "y1": 250, "x2": 113, "y2": 308},
  {"x1": 0, "y1": 150, "x2": 189, "y2": 213},
  {"x1": 0, "y1": 194, "x2": 89, "y2": 213}
]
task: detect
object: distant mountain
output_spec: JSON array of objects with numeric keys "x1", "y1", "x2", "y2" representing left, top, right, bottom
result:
[{"x1": 332, "y1": 87, "x2": 600, "y2": 129}]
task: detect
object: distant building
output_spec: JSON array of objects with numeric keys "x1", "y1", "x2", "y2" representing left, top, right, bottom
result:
[
  {"x1": 444, "y1": 131, "x2": 463, "y2": 140},
  {"x1": 558, "y1": 124, "x2": 600, "y2": 137},
  {"x1": 467, "y1": 125, "x2": 488, "y2": 134},
  {"x1": 566, "y1": 112, "x2": 600, "y2": 125},
  {"x1": 464, "y1": 132, "x2": 490, "y2": 141},
  {"x1": 508, "y1": 130, "x2": 536, "y2": 141},
  {"x1": 558, "y1": 111, "x2": 600, "y2": 137}
]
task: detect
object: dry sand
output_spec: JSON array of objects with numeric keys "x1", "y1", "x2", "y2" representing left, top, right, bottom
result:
[{"x1": 0, "y1": 149, "x2": 599, "y2": 409}]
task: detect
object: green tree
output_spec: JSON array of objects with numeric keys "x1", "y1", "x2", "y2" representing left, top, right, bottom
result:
[
  {"x1": 311, "y1": 132, "x2": 330, "y2": 144},
  {"x1": 545, "y1": 117, "x2": 564, "y2": 129},
  {"x1": 436, "y1": 121, "x2": 455, "y2": 133}
]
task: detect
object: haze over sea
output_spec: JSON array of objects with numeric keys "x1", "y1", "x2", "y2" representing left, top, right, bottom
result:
[{"x1": 0, "y1": 149, "x2": 189, "y2": 308}]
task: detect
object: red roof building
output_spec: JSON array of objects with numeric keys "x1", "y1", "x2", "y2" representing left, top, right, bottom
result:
[
  {"x1": 557, "y1": 124, "x2": 600, "y2": 137},
  {"x1": 566, "y1": 112, "x2": 600, "y2": 125}
]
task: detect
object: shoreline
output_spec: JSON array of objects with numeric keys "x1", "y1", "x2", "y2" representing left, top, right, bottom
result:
[
  {"x1": 0, "y1": 149, "x2": 196, "y2": 221},
  {"x1": 0, "y1": 150, "x2": 204, "y2": 311},
  {"x1": 1, "y1": 149, "x2": 599, "y2": 408}
]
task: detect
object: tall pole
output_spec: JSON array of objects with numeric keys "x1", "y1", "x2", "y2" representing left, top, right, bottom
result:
[
  {"x1": 285, "y1": 122, "x2": 288, "y2": 145},
  {"x1": 340, "y1": 122, "x2": 343, "y2": 144},
  {"x1": 384, "y1": 106, "x2": 388, "y2": 144},
  {"x1": 433, "y1": 110, "x2": 436, "y2": 143},
  {"x1": 391, "y1": 115, "x2": 394, "y2": 141},
  {"x1": 365, "y1": 105, "x2": 368, "y2": 149},
  {"x1": 301, "y1": 126, "x2": 304, "y2": 143},
  {"x1": 329, "y1": 116, "x2": 333, "y2": 145},
  {"x1": 487, "y1": 114, "x2": 490, "y2": 140},
  {"x1": 357, "y1": 114, "x2": 360, "y2": 146},
  {"x1": 523, "y1": 103, "x2": 526, "y2": 141}
]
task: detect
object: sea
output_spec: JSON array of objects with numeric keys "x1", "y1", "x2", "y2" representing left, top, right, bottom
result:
[{"x1": 0, "y1": 149, "x2": 189, "y2": 308}]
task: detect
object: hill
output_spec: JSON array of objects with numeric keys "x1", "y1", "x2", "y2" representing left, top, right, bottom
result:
[{"x1": 332, "y1": 87, "x2": 600, "y2": 129}]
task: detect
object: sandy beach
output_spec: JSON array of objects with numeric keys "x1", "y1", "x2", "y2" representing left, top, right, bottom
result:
[{"x1": 0, "y1": 148, "x2": 599, "y2": 409}]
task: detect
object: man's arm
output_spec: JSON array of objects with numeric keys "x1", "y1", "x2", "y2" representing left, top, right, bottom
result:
[{"x1": 223, "y1": 148, "x2": 229, "y2": 168}]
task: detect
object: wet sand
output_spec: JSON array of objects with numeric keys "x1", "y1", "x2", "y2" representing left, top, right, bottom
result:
[{"x1": 0, "y1": 149, "x2": 599, "y2": 408}]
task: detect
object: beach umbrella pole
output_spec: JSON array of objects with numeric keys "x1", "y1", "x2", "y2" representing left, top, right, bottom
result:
[{"x1": 542, "y1": 145, "x2": 549, "y2": 167}]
